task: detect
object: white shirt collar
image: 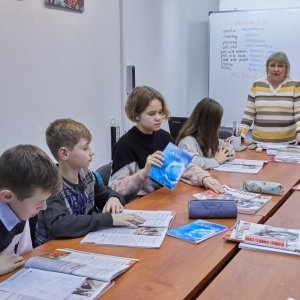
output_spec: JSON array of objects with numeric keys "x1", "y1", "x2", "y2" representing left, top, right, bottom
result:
[{"x1": 0, "y1": 199, "x2": 20, "y2": 231}]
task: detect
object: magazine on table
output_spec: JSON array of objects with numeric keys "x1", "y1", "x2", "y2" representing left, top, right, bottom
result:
[
  {"x1": 167, "y1": 219, "x2": 227, "y2": 244},
  {"x1": 193, "y1": 185, "x2": 272, "y2": 214},
  {"x1": 0, "y1": 248, "x2": 138, "y2": 299},
  {"x1": 238, "y1": 242, "x2": 300, "y2": 256},
  {"x1": 273, "y1": 155, "x2": 300, "y2": 164},
  {"x1": 256, "y1": 143, "x2": 299, "y2": 156},
  {"x1": 81, "y1": 210, "x2": 176, "y2": 248},
  {"x1": 276, "y1": 145, "x2": 300, "y2": 157},
  {"x1": 148, "y1": 142, "x2": 192, "y2": 190},
  {"x1": 213, "y1": 159, "x2": 268, "y2": 174},
  {"x1": 223, "y1": 220, "x2": 300, "y2": 255}
]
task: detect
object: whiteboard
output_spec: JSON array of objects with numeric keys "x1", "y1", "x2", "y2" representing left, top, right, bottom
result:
[{"x1": 209, "y1": 8, "x2": 300, "y2": 127}]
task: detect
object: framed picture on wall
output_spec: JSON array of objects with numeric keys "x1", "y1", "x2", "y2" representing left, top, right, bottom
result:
[{"x1": 45, "y1": 0, "x2": 84, "y2": 12}]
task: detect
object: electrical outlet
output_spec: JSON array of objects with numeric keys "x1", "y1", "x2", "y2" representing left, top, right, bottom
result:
[
  {"x1": 116, "y1": 125, "x2": 120, "y2": 141},
  {"x1": 110, "y1": 117, "x2": 120, "y2": 142}
]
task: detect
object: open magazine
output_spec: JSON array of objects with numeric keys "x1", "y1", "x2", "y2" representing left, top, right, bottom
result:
[
  {"x1": 167, "y1": 219, "x2": 227, "y2": 244},
  {"x1": 193, "y1": 185, "x2": 272, "y2": 214},
  {"x1": 277, "y1": 146, "x2": 300, "y2": 157},
  {"x1": 213, "y1": 159, "x2": 268, "y2": 174},
  {"x1": 273, "y1": 155, "x2": 300, "y2": 164},
  {"x1": 148, "y1": 142, "x2": 192, "y2": 190},
  {"x1": 0, "y1": 248, "x2": 138, "y2": 299},
  {"x1": 223, "y1": 220, "x2": 300, "y2": 255},
  {"x1": 81, "y1": 210, "x2": 176, "y2": 248}
]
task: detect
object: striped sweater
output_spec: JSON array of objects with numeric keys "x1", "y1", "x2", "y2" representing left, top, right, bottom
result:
[{"x1": 239, "y1": 76, "x2": 300, "y2": 143}]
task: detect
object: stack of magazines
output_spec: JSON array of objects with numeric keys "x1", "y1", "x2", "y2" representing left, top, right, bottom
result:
[
  {"x1": 193, "y1": 185, "x2": 272, "y2": 214},
  {"x1": 223, "y1": 220, "x2": 300, "y2": 256}
]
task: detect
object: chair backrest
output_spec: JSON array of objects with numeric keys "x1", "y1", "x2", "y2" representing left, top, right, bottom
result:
[
  {"x1": 168, "y1": 117, "x2": 188, "y2": 140},
  {"x1": 95, "y1": 162, "x2": 112, "y2": 186},
  {"x1": 168, "y1": 118, "x2": 232, "y2": 141},
  {"x1": 218, "y1": 129, "x2": 232, "y2": 139}
]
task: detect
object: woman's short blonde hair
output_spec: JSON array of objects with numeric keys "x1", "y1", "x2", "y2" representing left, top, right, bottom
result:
[{"x1": 266, "y1": 51, "x2": 290, "y2": 79}]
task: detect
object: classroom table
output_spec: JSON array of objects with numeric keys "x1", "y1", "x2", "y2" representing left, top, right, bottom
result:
[
  {"x1": 209, "y1": 149, "x2": 300, "y2": 222},
  {"x1": 0, "y1": 182, "x2": 262, "y2": 300},
  {"x1": 1, "y1": 150, "x2": 299, "y2": 300},
  {"x1": 197, "y1": 191, "x2": 300, "y2": 300}
]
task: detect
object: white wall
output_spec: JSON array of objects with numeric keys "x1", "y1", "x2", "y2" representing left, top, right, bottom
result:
[
  {"x1": 219, "y1": 0, "x2": 300, "y2": 11},
  {"x1": 122, "y1": 0, "x2": 219, "y2": 132},
  {"x1": 0, "y1": 0, "x2": 122, "y2": 169},
  {"x1": 4, "y1": 1, "x2": 293, "y2": 169}
]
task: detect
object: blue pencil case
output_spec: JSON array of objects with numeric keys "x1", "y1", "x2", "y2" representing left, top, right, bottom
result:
[{"x1": 242, "y1": 180, "x2": 284, "y2": 195}]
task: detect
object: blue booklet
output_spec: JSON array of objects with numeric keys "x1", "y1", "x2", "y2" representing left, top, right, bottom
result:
[
  {"x1": 148, "y1": 142, "x2": 192, "y2": 190},
  {"x1": 167, "y1": 220, "x2": 228, "y2": 244}
]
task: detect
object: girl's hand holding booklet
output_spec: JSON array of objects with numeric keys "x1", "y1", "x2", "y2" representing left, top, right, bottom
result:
[{"x1": 148, "y1": 142, "x2": 192, "y2": 190}]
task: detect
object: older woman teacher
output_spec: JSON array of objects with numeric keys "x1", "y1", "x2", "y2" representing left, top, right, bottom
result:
[{"x1": 238, "y1": 51, "x2": 300, "y2": 144}]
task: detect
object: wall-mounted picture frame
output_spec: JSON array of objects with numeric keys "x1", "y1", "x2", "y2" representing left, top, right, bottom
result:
[{"x1": 45, "y1": 0, "x2": 84, "y2": 13}]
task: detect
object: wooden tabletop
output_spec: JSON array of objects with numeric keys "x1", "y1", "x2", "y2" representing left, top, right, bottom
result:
[
  {"x1": 0, "y1": 182, "x2": 262, "y2": 300},
  {"x1": 1, "y1": 149, "x2": 299, "y2": 300},
  {"x1": 197, "y1": 191, "x2": 300, "y2": 300}
]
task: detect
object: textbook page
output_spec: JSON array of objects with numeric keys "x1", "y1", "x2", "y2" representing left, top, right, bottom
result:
[
  {"x1": 123, "y1": 209, "x2": 176, "y2": 227},
  {"x1": 81, "y1": 226, "x2": 168, "y2": 248},
  {"x1": 223, "y1": 159, "x2": 267, "y2": 166},
  {"x1": 0, "y1": 268, "x2": 112, "y2": 300},
  {"x1": 273, "y1": 155, "x2": 300, "y2": 164},
  {"x1": 213, "y1": 159, "x2": 267, "y2": 173},
  {"x1": 25, "y1": 249, "x2": 138, "y2": 282}
]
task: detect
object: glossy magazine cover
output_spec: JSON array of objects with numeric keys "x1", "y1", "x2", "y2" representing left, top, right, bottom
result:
[{"x1": 148, "y1": 142, "x2": 192, "y2": 190}]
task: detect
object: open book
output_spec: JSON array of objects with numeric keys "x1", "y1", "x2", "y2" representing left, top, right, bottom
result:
[
  {"x1": 148, "y1": 142, "x2": 192, "y2": 190},
  {"x1": 81, "y1": 210, "x2": 176, "y2": 248},
  {"x1": 167, "y1": 219, "x2": 227, "y2": 244},
  {"x1": 213, "y1": 159, "x2": 268, "y2": 174},
  {"x1": 193, "y1": 185, "x2": 272, "y2": 214},
  {"x1": 224, "y1": 220, "x2": 300, "y2": 255},
  {"x1": 0, "y1": 248, "x2": 138, "y2": 299}
]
